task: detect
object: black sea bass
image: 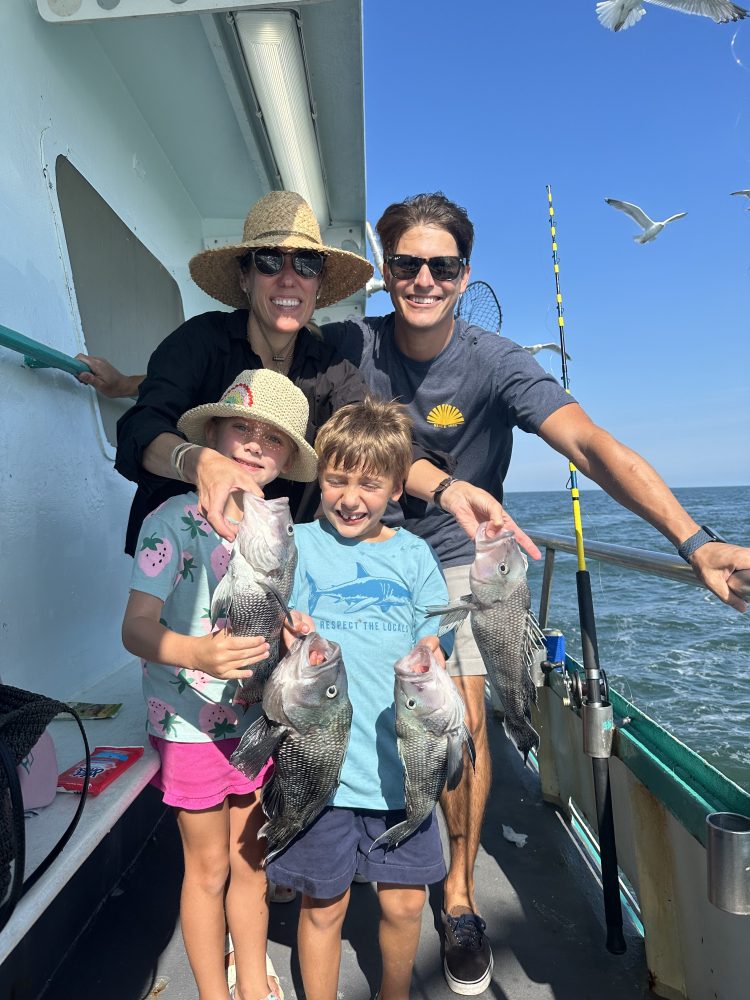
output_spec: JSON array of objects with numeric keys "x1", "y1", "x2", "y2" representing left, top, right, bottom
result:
[
  {"x1": 372, "y1": 643, "x2": 475, "y2": 851},
  {"x1": 210, "y1": 493, "x2": 296, "y2": 703},
  {"x1": 430, "y1": 526, "x2": 545, "y2": 759},
  {"x1": 230, "y1": 633, "x2": 352, "y2": 864}
]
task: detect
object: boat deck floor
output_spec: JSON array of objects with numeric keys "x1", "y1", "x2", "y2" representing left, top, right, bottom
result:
[{"x1": 42, "y1": 715, "x2": 651, "y2": 1000}]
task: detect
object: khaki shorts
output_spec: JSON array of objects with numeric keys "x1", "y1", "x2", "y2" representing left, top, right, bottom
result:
[{"x1": 442, "y1": 564, "x2": 486, "y2": 678}]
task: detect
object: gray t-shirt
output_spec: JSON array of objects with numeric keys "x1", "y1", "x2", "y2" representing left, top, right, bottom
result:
[{"x1": 321, "y1": 315, "x2": 575, "y2": 567}]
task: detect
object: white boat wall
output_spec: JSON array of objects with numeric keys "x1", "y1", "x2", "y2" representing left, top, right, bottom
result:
[{"x1": 1, "y1": 3, "x2": 749, "y2": 999}]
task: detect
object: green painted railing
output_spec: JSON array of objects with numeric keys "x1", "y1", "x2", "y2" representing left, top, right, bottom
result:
[{"x1": 0, "y1": 323, "x2": 92, "y2": 377}]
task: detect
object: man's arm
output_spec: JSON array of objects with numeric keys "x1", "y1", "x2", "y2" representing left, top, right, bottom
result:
[
  {"x1": 538, "y1": 403, "x2": 750, "y2": 610},
  {"x1": 404, "y1": 458, "x2": 541, "y2": 559}
]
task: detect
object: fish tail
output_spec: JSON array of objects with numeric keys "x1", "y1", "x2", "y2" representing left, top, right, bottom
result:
[
  {"x1": 259, "y1": 817, "x2": 302, "y2": 866},
  {"x1": 502, "y1": 715, "x2": 540, "y2": 763},
  {"x1": 306, "y1": 570, "x2": 321, "y2": 614}
]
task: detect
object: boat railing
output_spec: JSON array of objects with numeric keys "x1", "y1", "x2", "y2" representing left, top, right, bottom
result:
[
  {"x1": 530, "y1": 531, "x2": 700, "y2": 629},
  {"x1": 0, "y1": 322, "x2": 91, "y2": 378}
]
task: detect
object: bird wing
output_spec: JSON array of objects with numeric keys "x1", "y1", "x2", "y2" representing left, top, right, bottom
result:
[
  {"x1": 596, "y1": 1, "x2": 646, "y2": 31},
  {"x1": 730, "y1": 190, "x2": 750, "y2": 196},
  {"x1": 522, "y1": 343, "x2": 571, "y2": 359},
  {"x1": 662, "y1": 212, "x2": 688, "y2": 224},
  {"x1": 605, "y1": 198, "x2": 654, "y2": 230},
  {"x1": 646, "y1": 0, "x2": 747, "y2": 23}
]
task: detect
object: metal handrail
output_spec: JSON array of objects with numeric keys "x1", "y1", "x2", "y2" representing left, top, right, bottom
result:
[
  {"x1": 0, "y1": 323, "x2": 91, "y2": 377},
  {"x1": 529, "y1": 531, "x2": 700, "y2": 629}
]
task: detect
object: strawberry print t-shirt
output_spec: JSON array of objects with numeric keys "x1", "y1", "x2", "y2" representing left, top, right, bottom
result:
[{"x1": 130, "y1": 492, "x2": 252, "y2": 743}]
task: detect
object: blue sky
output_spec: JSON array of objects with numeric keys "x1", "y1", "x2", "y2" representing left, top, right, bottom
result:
[{"x1": 362, "y1": 2, "x2": 750, "y2": 493}]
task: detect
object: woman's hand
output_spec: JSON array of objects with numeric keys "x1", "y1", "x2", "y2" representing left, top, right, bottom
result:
[
  {"x1": 190, "y1": 628, "x2": 270, "y2": 680},
  {"x1": 439, "y1": 481, "x2": 541, "y2": 559},
  {"x1": 75, "y1": 354, "x2": 142, "y2": 399},
  {"x1": 189, "y1": 448, "x2": 265, "y2": 541}
]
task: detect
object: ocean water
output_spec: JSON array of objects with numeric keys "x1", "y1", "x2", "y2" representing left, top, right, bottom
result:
[{"x1": 505, "y1": 485, "x2": 750, "y2": 792}]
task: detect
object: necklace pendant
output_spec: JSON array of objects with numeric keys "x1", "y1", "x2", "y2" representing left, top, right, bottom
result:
[{"x1": 272, "y1": 354, "x2": 285, "y2": 362}]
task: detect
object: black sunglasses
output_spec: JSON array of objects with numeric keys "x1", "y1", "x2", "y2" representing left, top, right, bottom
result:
[
  {"x1": 386, "y1": 254, "x2": 468, "y2": 281},
  {"x1": 242, "y1": 248, "x2": 326, "y2": 278}
]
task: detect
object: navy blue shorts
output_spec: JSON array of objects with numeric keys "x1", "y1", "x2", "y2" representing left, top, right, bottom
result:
[{"x1": 265, "y1": 806, "x2": 446, "y2": 899}]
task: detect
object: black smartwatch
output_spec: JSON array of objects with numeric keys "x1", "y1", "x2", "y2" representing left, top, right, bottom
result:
[
  {"x1": 677, "y1": 525, "x2": 728, "y2": 563},
  {"x1": 432, "y1": 476, "x2": 457, "y2": 510}
]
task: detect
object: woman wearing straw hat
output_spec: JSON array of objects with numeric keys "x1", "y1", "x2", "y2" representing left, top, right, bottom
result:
[{"x1": 114, "y1": 190, "x2": 374, "y2": 557}]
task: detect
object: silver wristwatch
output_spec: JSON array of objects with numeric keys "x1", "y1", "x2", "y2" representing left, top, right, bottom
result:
[{"x1": 677, "y1": 525, "x2": 727, "y2": 563}]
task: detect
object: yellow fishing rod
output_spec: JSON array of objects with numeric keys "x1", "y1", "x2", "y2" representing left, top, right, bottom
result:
[{"x1": 546, "y1": 185, "x2": 626, "y2": 955}]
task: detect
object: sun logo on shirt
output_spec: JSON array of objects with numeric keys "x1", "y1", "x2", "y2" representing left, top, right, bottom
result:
[{"x1": 426, "y1": 404, "x2": 464, "y2": 428}]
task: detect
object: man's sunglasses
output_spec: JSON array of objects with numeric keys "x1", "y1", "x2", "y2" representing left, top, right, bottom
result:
[
  {"x1": 385, "y1": 254, "x2": 468, "y2": 281},
  {"x1": 241, "y1": 248, "x2": 326, "y2": 278}
]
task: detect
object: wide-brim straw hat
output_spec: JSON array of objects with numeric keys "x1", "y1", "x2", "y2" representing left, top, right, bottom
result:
[
  {"x1": 177, "y1": 369, "x2": 319, "y2": 483},
  {"x1": 189, "y1": 191, "x2": 373, "y2": 309}
]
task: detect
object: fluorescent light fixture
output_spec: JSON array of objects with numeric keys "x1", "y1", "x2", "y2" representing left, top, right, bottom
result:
[{"x1": 235, "y1": 11, "x2": 329, "y2": 225}]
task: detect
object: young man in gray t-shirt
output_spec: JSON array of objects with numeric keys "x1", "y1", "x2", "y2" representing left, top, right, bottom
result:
[{"x1": 322, "y1": 191, "x2": 750, "y2": 996}]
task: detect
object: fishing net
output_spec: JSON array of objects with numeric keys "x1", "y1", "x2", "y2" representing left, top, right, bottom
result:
[{"x1": 455, "y1": 280, "x2": 502, "y2": 333}]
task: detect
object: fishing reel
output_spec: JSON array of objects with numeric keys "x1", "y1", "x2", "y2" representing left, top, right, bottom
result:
[{"x1": 561, "y1": 665, "x2": 608, "y2": 710}]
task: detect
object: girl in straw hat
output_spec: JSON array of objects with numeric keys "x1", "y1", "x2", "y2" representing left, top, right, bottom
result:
[
  {"x1": 122, "y1": 368, "x2": 318, "y2": 1000},
  {"x1": 113, "y1": 190, "x2": 373, "y2": 557}
]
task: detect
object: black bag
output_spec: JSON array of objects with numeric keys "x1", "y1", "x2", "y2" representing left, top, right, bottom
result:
[{"x1": 0, "y1": 684, "x2": 90, "y2": 931}]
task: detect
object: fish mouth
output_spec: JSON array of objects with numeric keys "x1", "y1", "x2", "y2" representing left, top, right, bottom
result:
[
  {"x1": 475, "y1": 526, "x2": 515, "y2": 549},
  {"x1": 395, "y1": 647, "x2": 433, "y2": 676}
]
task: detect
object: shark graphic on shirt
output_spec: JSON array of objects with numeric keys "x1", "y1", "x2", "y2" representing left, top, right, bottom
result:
[{"x1": 306, "y1": 563, "x2": 411, "y2": 614}]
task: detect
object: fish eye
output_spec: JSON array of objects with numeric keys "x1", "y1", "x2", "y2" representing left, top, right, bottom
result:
[
  {"x1": 325, "y1": 685, "x2": 337, "y2": 699},
  {"x1": 286, "y1": 524, "x2": 294, "y2": 535},
  {"x1": 496, "y1": 562, "x2": 508, "y2": 576},
  {"x1": 405, "y1": 697, "x2": 417, "y2": 710}
]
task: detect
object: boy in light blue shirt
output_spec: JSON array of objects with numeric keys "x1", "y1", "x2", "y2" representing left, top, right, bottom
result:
[{"x1": 267, "y1": 396, "x2": 454, "y2": 1000}]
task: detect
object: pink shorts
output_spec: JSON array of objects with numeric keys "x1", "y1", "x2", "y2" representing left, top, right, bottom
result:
[{"x1": 149, "y1": 735, "x2": 273, "y2": 810}]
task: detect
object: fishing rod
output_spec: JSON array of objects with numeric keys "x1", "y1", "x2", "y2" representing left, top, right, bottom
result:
[{"x1": 545, "y1": 185, "x2": 626, "y2": 956}]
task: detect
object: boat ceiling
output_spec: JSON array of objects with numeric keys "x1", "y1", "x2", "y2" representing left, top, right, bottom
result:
[{"x1": 89, "y1": 0, "x2": 365, "y2": 230}]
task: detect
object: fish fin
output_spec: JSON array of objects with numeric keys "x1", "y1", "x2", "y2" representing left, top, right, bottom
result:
[
  {"x1": 210, "y1": 572, "x2": 232, "y2": 628},
  {"x1": 230, "y1": 715, "x2": 285, "y2": 779},
  {"x1": 260, "y1": 766, "x2": 284, "y2": 822},
  {"x1": 464, "y1": 726, "x2": 476, "y2": 771},
  {"x1": 369, "y1": 818, "x2": 421, "y2": 853},
  {"x1": 258, "y1": 579, "x2": 294, "y2": 629},
  {"x1": 445, "y1": 736, "x2": 465, "y2": 792},
  {"x1": 355, "y1": 562, "x2": 369, "y2": 577},
  {"x1": 424, "y1": 599, "x2": 473, "y2": 637}
]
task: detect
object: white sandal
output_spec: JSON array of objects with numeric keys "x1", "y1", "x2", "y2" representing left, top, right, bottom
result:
[{"x1": 225, "y1": 938, "x2": 284, "y2": 1000}]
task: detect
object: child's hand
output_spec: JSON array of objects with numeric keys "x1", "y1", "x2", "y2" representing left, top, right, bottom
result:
[
  {"x1": 281, "y1": 611, "x2": 316, "y2": 652},
  {"x1": 417, "y1": 635, "x2": 446, "y2": 671},
  {"x1": 192, "y1": 628, "x2": 270, "y2": 680}
]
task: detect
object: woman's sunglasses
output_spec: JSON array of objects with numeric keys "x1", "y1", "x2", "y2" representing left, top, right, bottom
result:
[
  {"x1": 242, "y1": 248, "x2": 326, "y2": 278},
  {"x1": 385, "y1": 254, "x2": 468, "y2": 281}
]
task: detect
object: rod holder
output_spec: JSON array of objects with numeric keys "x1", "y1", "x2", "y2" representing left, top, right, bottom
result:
[
  {"x1": 707, "y1": 812, "x2": 750, "y2": 915},
  {"x1": 582, "y1": 701, "x2": 614, "y2": 758}
]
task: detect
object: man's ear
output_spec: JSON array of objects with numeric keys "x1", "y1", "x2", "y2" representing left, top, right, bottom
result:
[
  {"x1": 459, "y1": 261, "x2": 471, "y2": 294},
  {"x1": 390, "y1": 481, "x2": 404, "y2": 503}
]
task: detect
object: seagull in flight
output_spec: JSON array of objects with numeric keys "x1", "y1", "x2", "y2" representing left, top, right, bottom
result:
[
  {"x1": 605, "y1": 198, "x2": 687, "y2": 243},
  {"x1": 523, "y1": 343, "x2": 571, "y2": 360},
  {"x1": 731, "y1": 189, "x2": 750, "y2": 209},
  {"x1": 596, "y1": 0, "x2": 747, "y2": 32}
]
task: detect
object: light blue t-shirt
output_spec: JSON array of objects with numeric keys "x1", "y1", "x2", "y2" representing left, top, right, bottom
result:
[{"x1": 291, "y1": 519, "x2": 453, "y2": 810}]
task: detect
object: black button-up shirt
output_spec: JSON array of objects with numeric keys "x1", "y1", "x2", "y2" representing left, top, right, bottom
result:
[{"x1": 116, "y1": 310, "x2": 367, "y2": 555}]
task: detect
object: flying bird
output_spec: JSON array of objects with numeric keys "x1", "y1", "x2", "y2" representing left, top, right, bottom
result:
[
  {"x1": 730, "y1": 189, "x2": 750, "y2": 210},
  {"x1": 605, "y1": 198, "x2": 687, "y2": 243},
  {"x1": 596, "y1": 0, "x2": 747, "y2": 32},
  {"x1": 522, "y1": 343, "x2": 572, "y2": 360}
]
